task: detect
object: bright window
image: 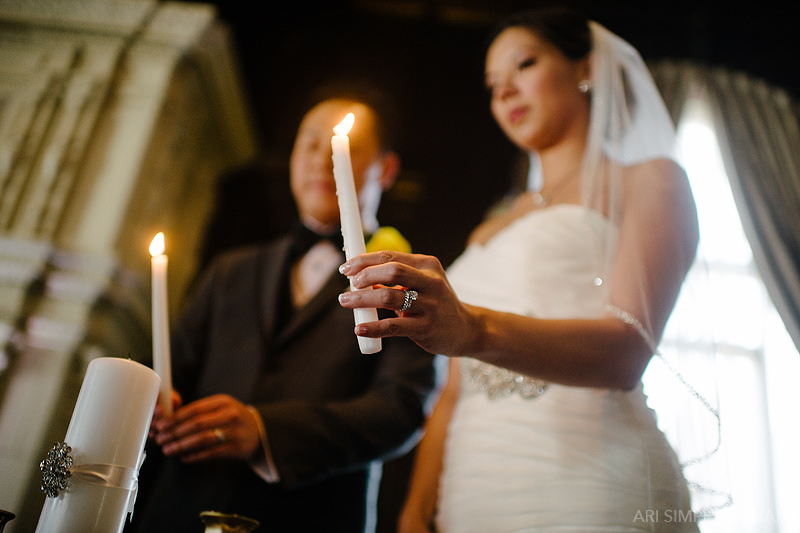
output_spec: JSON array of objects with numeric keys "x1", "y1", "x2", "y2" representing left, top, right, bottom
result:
[{"x1": 643, "y1": 95, "x2": 800, "y2": 533}]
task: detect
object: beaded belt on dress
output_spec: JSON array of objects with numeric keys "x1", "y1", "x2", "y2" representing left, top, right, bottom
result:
[{"x1": 462, "y1": 359, "x2": 548, "y2": 400}]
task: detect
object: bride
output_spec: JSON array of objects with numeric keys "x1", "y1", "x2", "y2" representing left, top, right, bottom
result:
[{"x1": 338, "y1": 6, "x2": 701, "y2": 532}]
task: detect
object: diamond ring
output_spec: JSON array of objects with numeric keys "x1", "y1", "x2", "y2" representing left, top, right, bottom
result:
[{"x1": 400, "y1": 289, "x2": 418, "y2": 313}]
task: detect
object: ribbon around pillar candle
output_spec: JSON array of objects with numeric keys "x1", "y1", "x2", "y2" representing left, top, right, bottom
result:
[{"x1": 40, "y1": 442, "x2": 141, "y2": 507}]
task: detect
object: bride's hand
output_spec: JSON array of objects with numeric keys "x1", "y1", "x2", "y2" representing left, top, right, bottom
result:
[{"x1": 338, "y1": 251, "x2": 481, "y2": 357}]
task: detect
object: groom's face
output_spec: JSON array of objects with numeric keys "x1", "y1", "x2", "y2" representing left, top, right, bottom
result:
[{"x1": 289, "y1": 99, "x2": 382, "y2": 227}]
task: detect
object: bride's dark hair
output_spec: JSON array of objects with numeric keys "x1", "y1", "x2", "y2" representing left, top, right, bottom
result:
[{"x1": 485, "y1": 6, "x2": 592, "y2": 61}]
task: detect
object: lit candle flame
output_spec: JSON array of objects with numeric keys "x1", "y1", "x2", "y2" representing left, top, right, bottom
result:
[
  {"x1": 333, "y1": 113, "x2": 355, "y2": 136},
  {"x1": 149, "y1": 232, "x2": 165, "y2": 257}
]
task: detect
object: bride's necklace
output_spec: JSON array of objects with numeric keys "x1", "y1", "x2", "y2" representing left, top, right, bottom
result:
[
  {"x1": 529, "y1": 175, "x2": 576, "y2": 208},
  {"x1": 531, "y1": 191, "x2": 550, "y2": 207}
]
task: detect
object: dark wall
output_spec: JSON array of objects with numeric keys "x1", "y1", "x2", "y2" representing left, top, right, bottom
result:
[{"x1": 197, "y1": 0, "x2": 798, "y2": 267}]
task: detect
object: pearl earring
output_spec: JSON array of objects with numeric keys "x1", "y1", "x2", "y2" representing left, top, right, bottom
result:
[{"x1": 578, "y1": 80, "x2": 592, "y2": 94}]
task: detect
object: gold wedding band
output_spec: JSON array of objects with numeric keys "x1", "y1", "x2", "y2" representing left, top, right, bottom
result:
[{"x1": 213, "y1": 427, "x2": 225, "y2": 444}]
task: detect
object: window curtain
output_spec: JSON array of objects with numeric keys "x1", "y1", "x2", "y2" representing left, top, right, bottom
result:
[{"x1": 650, "y1": 60, "x2": 800, "y2": 354}]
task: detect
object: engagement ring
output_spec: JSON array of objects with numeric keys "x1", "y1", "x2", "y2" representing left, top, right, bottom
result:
[{"x1": 400, "y1": 289, "x2": 418, "y2": 312}]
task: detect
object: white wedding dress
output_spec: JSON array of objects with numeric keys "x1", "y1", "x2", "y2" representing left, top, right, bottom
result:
[{"x1": 437, "y1": 205, "x2": 698, "y2": 533}]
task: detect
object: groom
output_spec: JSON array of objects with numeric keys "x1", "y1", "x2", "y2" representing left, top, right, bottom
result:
[{"x1": 128, "y1": 87, "x2": 437, "y2": 532}]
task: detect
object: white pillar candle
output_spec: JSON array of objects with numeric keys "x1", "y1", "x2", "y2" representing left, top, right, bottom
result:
[
  {"x1": 331, "y1": 113, "x2": 381, "y2": 354},
  {"x1": 149, "y1": 232, "x2": 173, "y2": 415},
  {"x1": 35, "y1": 357, "x2": 160, "y2": 533}
]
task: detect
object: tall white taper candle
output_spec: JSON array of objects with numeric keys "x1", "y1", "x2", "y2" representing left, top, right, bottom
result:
[
  {"x1": 149, "y1": 232, "x2": 173, "y2": 415},
  {"x1": 331, "y1": 113, "x2": 381, "y2": 354}
]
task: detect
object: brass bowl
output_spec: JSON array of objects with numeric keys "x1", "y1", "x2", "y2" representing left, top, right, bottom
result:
[{"x1": 200, "y1": 511, "x2": 259, "y2": 532}]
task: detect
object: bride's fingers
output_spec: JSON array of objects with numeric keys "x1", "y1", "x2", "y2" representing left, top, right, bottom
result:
[
  {"x1": 354, "y1": 314, "x2": 423, "y2": 340},
  {"x1": 339, "y1": 286, "x2": 420, "y2": 314},
  {"x1": 351, "y1": 261, "x2": 442, "y2": 294},
  {"x1": 340, "y1": 250, "x2": 413, "y2": 274},
  {"x1": 340, "y1": 251, "x2": 443, "y2": 286},
  {"x1": 349, "y1": 262, "x2": 416, "y2": 292}
]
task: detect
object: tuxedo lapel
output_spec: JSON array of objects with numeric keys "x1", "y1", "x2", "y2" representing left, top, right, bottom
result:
[
  {"x1": 274, "y1": 268, "x2": 349, "y2": 348},
  {"x1": 258, "y1": 237, "x2": 294, "y2": 347}
]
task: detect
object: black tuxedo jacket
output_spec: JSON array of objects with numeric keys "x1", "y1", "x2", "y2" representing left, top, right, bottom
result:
[{"x1": 129, "y1": 235, "x2": 437, "y2": 532}]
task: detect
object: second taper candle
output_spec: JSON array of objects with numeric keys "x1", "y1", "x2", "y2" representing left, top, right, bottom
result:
[
  {"x1": 331, "y1": 113, "x2": 381, "y2": 354},
  {"x1": 150, "y1": 232, "x2": 174, "y2": 415}
]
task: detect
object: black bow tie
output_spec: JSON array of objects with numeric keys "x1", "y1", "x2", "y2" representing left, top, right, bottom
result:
[{"x1": 289, "y1": 221, "x2": 345, "y2": 260}]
